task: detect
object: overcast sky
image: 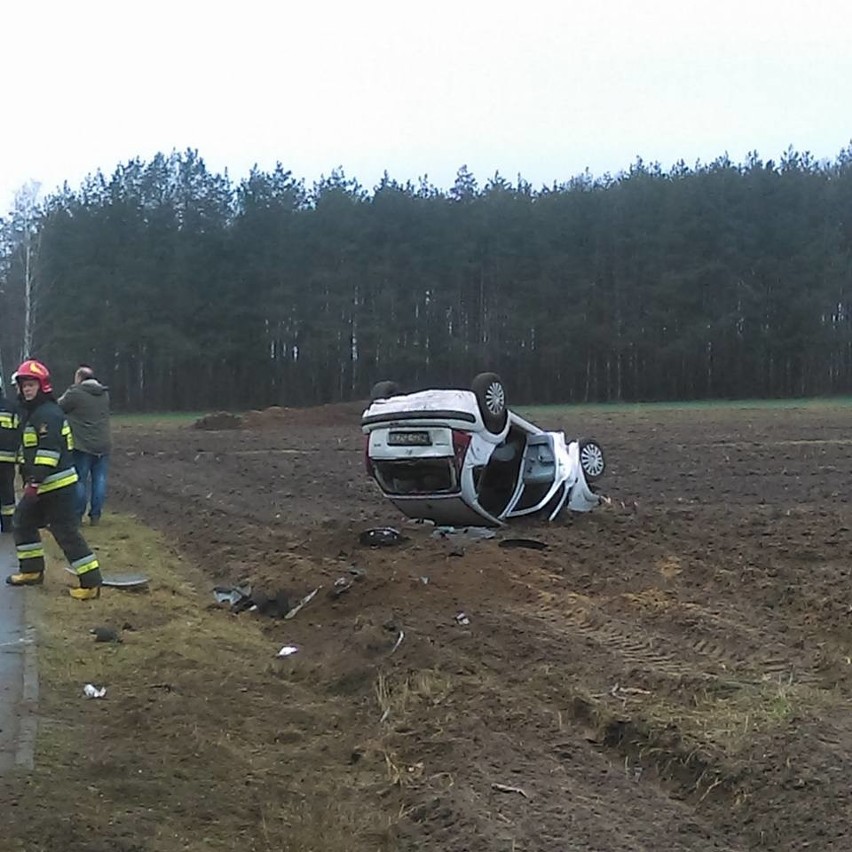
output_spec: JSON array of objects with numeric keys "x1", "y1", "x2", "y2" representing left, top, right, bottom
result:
[{"x1": 2, "y1": 0, "x2": 851, "y2": 214}]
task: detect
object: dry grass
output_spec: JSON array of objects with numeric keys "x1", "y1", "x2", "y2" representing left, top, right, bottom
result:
[{"x1": 3, "y1": 513, "x2": 400, "y2": 852}]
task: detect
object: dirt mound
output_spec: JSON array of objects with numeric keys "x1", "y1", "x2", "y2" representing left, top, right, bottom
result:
[
  {"x1": 191, "y1": 411, "x2": 244, "y2": 430},
  {"x1": 243, "y1": 400, "x2": 367, "y2": 429}
]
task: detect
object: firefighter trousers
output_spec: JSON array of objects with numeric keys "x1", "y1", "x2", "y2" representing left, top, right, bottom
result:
[
  {"x1": 13, "y1": 485, "x2": 103, "y2": 587},
  {"x1": 0, "y1": 464, "x2": 15, "y2": 533}
]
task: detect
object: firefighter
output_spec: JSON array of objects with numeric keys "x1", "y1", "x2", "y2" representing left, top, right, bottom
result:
[
  {"x1": 0, "y1": 376, "x2": 19, "y2": 533},
  {"x1": 5, "y1": 359, "x2": 103, "y2": 599}
]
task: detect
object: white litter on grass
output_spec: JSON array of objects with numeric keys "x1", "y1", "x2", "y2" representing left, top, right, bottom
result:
[
  {"x1": 83, "y1": 684, "x2": 107, "y2": 699},
  {"x1": 455, "y1": 612, "x2": 471, "y2": 626},
  {"x1": 276, "y1": 645, "x2": 300, "y2": 657}
]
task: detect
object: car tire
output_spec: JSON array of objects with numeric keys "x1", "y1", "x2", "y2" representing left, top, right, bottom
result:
[
  {"x1": 370, "y1": 380, "x2": 401, "y2": 401},
  {"x1": 472, "y1": 372, "x2": 508, "y2": 434},
  {"x1": 578, "y1": 438, "x2": 606, "y2": 481}
]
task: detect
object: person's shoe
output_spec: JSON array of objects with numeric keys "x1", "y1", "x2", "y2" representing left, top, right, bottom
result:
[
  {"x1": 90, "y1": 516, "x2": 100, "y2": 527},
  {"x1": 6, "y1": 572, "x2": 45, "y2": 587},
  {"x1": 69, "y1": 586, "x2": 101, "y2": 600}
]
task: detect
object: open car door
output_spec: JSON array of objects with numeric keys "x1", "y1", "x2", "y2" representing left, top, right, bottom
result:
[{"x1": 502, "y1": 433, "x2": 600, "y2": 521}]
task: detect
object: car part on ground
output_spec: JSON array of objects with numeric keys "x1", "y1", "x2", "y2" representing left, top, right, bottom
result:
[{"x1": 359, "y1": 527, "x2": 405, "y2": 547}]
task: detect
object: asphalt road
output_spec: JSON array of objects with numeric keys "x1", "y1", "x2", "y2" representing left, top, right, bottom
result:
[{"x1": 0, "y1": 534, "x2": 35, "y2": 773}]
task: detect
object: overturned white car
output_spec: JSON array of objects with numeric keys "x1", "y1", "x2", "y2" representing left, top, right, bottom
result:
[{"x1": 361, "y1": 373, "x2": 605, "y2": 527}]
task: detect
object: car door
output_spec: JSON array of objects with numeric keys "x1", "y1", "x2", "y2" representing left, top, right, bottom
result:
[{"x1": 502, "y1": 433, "x2": 567, "y2": 519}]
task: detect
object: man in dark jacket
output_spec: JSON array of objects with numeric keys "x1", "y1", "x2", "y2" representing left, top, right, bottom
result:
[
  {"x1": 58, "y1": 364, "x2": 111, "y2": 525},
  {"x1": 6, "y1": 359, "x2": 103, "y2": 599},
  {"x1": 0, "y1": 379, "x2": 20, "y2": 533}
]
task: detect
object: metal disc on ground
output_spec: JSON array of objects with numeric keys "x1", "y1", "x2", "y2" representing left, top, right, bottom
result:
[{"x1": 101, "y1": 573, "x2": 150, "y2": 589}]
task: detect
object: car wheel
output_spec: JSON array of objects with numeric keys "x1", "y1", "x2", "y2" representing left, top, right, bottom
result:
[
  {"x1": 370, "y1": 380, "x2": 401, "y2": 401},
  {"x1": 578, "y1": 438, "x2": 605, "y2": 481},
  {"x1": 472, "y1": 372, "x2": 508, "y2": 433}
]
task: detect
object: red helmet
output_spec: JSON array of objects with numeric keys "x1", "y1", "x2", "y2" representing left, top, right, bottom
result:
[{"x1": 14, "y1": 359, "x2": 53, "y2": 394}]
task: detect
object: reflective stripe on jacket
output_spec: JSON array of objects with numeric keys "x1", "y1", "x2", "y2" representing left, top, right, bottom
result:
[
  {"x1": 0, "y1": 393, "x2": 20, "y2": 462},
  {"x1": 18, "y1": 400, "x2": 78, "y2": 492}
]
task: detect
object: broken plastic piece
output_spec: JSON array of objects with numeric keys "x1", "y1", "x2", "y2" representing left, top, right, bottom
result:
[
  {"x1": 432, "y1": 526, "x2": 496, "y2": 541},
  {"x1": 455, "y1": 612, "x2": 471, "y2": 626},
  {"x1": 390, "y1": 630, "x2": 405, "y2": 654},
  {"x1": 284, "y1": 587, "x2": 320, "y2": 620},
  {"x1": 83, "y1": 684, "x2": 107, "y2": 699},
  {"x1": 213, "y1": 584, "x2": 252, "y2": 606},
  {"x1": 276, "y1": 645, "x2": 299, "y2": 657}
]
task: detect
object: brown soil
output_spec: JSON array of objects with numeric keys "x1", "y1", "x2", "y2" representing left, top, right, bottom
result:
[{"x1": 19, "y1": 404, "x2": 852, "y2": 849}]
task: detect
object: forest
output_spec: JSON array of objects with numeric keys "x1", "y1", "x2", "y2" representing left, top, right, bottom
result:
[{"x1": 1, "y1": 145, "x2": 851, "y2": 411}]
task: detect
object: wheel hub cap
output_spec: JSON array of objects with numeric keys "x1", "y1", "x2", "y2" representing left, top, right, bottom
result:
[
  {"x1": 580, "y1": 444, "x2": 604, "y2": 477},
  {"x1": 485, "y1": 383, "x2": 505, "y2": 415}
]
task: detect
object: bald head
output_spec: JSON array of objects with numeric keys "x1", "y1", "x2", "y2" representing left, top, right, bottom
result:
[{"x1": 75, "y1": 365, "x2": 95, "y2": 384}]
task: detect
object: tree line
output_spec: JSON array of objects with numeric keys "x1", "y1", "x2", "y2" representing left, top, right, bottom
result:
[{"x1": 2, "y1": 145, "x2": 852, "y2": 411}]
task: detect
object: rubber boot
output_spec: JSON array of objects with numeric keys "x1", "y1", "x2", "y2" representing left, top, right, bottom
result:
[
  {"x1": 6, "y1": 572, "x2": 45, "y2": 586},
  {"x1": 70, "y1": 566, "x2": 103, "y2": 600},
  {"x1": 69, "y1": 586, "x2": 101, "y2": 600}
]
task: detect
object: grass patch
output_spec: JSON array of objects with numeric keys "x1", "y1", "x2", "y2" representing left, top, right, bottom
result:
[{"x1": 4, "y1": 513, "x2": 398, "y2": 852}]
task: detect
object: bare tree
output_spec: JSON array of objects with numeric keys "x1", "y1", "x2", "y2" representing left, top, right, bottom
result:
[{"x1": 0, "y1": 181, "x2": 42, "y2": 364}]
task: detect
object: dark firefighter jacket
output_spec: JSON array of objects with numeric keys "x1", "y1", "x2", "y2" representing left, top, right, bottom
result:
[
  {"x1": 0, "y1": 391, "x2": 20, "y2": 464},
  {"x1": 18, "y1": 398, "x2": 78, "y2": 493}
]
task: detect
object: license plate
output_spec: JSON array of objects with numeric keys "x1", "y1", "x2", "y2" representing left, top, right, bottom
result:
[{"x1": 387, "y1": 431, "x2": 432, "y2": 446}]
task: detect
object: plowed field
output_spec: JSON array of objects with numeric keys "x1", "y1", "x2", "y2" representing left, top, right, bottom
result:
[{"x1": 104, "y1": 403, "x2": 852, "y2": 850}]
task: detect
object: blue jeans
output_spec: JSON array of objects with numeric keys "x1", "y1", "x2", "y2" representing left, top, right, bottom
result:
[{"x1": 73, "y1": 450, "x2": 109, "y2": 521}]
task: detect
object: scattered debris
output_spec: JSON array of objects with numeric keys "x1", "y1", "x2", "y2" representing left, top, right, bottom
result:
[
  {"x1": 213, "y1": 584, "x2": 292, "y2": 618},
  {"x1": 276, "y1": 645, "x2": 300, "y2": 657},
  {"x1": 609, "y1": 683, "x2": 651, "y2": 700},
  {"x1": 284, "y1": 587, "x2": 320, "y2": 620},
  {"x1": 101, "y1": 572, "x2": 151, "y2": 589},
  {"x1": 491, "y1": 782, "x2": 530, "y2": 799},
  {"x1": 420, "y1": 576, "x2": 429, "y2": 585},
  {"x1": 455, "y1": 612, "x2": 471, "y2": 626},
  {"x1": 359, "y1": 527, "x2": 405, "y2": 547},
  {"x1": 390, "y1": 630, "x2": 405, "y2": 655},
  {"x1": 83, "y1": 684, "x2": 107, "y2": 699},
  {"x1": 213, "y1": 584, "x2": 251, "y2": 606},
  {"x1": 432, "y1": 526, "x2": 496, "y2": 541},
  {"x1": 499, "y1": 538, "x2": 548, "y2": 550},
  {"x1": 329, "y1": 576, "x2": 354, "y2": 598},
  {"x1": 90, "y1": 626, "x2": 122, "y2": 644}
]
